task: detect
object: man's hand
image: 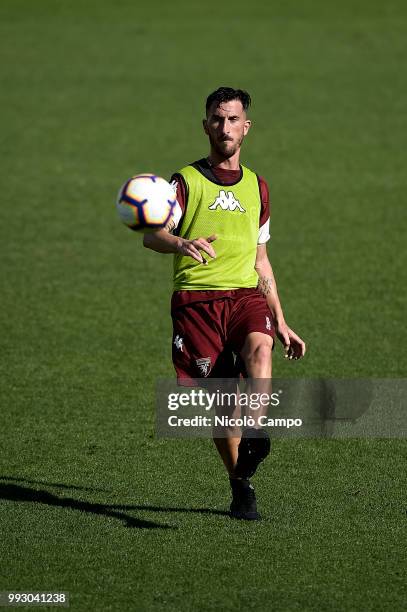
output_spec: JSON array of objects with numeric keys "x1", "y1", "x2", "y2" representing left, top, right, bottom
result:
[
  {"x1": 276, "y1": 320, "x2": 306, "y2": 360},
  {"x1": 177, "y1": 234, "x2": 217, "y2": 264}
]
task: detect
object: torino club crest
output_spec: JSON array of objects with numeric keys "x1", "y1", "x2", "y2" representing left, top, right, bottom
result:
[{"x1": 196, "y1": 357, "x2": 212, "y2": 377}]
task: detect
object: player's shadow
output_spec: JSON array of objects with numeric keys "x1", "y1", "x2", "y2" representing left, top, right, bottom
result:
[
  {"x1": 0, "y1": 477, "x2": 229, "y2": 529},
  {"x1": 0, "y1": 474, "x2": 109, "y2": 493}
]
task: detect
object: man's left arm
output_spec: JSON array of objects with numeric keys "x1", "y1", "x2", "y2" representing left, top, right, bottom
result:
[{"x1": 255, "y1": 244, "x2": 306, "y2": 360}]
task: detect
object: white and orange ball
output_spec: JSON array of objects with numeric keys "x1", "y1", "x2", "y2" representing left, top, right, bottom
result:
[{"x1": 116, "y1": 173, "x2": 176, "y2": 232}]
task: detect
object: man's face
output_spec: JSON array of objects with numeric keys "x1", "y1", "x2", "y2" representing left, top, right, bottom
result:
[{"x1": 203, "y1": 99, "x2": 251, "y2": 159}]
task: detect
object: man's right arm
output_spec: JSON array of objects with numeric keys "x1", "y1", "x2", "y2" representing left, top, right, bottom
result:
[
  {"x1": 143, "y1": 229, "x2": 217, "y2": 264},
  {"x1": 143, "y1": 228, "x2": 182, "y2": 254}
]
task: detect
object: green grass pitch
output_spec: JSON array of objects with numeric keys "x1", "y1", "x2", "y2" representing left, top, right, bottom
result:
[{"x1": 0, "y1": 0, "x2": 406, "y2": 610}]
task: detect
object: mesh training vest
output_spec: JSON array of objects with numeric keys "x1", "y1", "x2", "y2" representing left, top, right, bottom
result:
[{"x1": 173, "y1": 159, "x2": 261, "y2": 290}]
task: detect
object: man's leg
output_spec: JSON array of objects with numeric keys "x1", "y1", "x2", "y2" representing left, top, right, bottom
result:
[
  {"x1": 209, "y1": 365, "x2": 241, "y2": 477},
  {"x1": 212, "y1": 333, "x2": 274, "y2": 520},
  {"x1": 213, "y1": 333, "x2": 273, "y2": 472},
  {"x1": 232, "y1": 331, "x2": 273, "y2": 481},
  {"x1": 240, "y1": 331, "x2": 273, "y2": 428},
  {"x1": 212, "y1": 437, "x2": 239, "y2": 476}
]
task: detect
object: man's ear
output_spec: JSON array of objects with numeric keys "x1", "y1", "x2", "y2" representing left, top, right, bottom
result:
[
  {"x1": 202, "y1": 118, "x2": 209, "y2": 135},
  {"x1": 243, "y1": 119, "x2": 251, "y2": 136}
]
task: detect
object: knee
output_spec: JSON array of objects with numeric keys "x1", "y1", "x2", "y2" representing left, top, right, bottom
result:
[{"x1": 242, "y1": 338, "x2": 273, "y2": 369}]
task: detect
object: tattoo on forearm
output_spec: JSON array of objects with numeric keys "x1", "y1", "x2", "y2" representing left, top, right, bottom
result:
[{"x1": 257, "y1": 276, "x2": 273, "y2": 296}]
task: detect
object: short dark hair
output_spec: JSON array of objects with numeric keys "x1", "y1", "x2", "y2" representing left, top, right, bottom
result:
[{"x1": 205, "y1": 87, "x2": 251, "y2": 115}]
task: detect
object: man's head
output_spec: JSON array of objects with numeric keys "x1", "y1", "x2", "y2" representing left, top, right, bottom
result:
[{"x1": 203, "y1": 87, "x2": 252, "y2": 161}]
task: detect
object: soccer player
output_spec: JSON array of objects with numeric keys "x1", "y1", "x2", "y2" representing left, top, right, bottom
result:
[{"x1": 144, "y1": 87, "x2": 306, "y2": 520}]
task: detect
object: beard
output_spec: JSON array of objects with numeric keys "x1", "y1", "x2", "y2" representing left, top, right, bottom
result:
[{"x1": 208, "y1": 132, "x2": 245, "y2": 159}]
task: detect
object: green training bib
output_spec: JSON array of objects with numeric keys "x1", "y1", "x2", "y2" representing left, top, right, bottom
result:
[{"x1": 173, "y1": 160, "x2": 261, "y2": 291}]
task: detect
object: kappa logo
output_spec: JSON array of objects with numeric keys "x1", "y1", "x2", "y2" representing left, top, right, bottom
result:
[
  {"x1": 266, "y1": 316, "x2": 272, "y2": 331},
  {"x1": 196, "y1": 357, "x2": 212, "y2": 377},
  {"x1": 173, "y1": 335, "x2": 184, "y2": 352},
  {"x1": 209, "y1": 190, "x2": 246, "y2": 213}
]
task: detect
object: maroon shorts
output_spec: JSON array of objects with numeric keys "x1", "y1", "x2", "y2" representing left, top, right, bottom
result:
[{"x1": 171, "y1": 288, "x2": 275, "y2": 384}]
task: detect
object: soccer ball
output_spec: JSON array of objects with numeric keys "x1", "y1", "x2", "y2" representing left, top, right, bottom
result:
[{"x1": 116, "y1": 173, "x2": 177, "y2": 232}]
